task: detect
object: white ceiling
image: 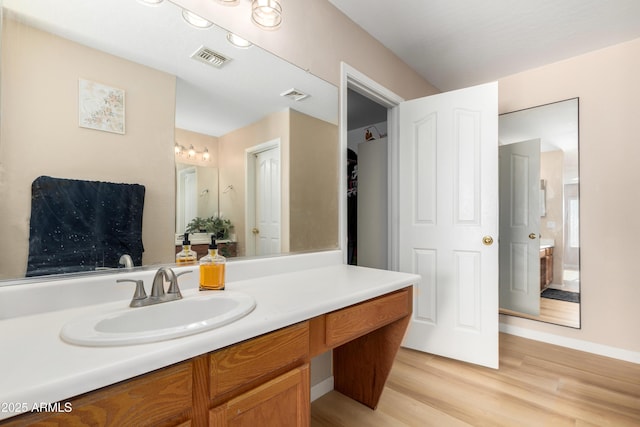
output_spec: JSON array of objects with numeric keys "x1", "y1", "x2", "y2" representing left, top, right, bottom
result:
[
  {"x1": 330, "y1": 0, "x2": 640, "y2": 91},
  {"x1": 4, "y1": 0, "x2": 338, "y2": 137}
]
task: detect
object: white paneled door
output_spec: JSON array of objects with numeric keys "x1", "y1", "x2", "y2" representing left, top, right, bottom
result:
[
  {"x1": 499, "y1": 139, "x2": 541, "y2": 316},
  {"x1": 255, "y1": 146, "x2": 281, "y2": 256},
  {"x1": 399, "y1": 82, "x2": 499, "y2": 369}
]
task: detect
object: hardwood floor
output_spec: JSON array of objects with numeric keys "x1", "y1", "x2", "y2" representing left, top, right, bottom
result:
[
  {"x1": 311, "y1": 333, "x2": 640, "y2": 426},
  {"x1": 500, "y1": 296, "x2": 580, "y2": 328}
]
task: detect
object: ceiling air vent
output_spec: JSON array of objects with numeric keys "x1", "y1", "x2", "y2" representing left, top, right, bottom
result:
[
  {"x1": 280, "y1": 88, "x2": 310, "y2": 101},
  {"x1": 191, "y1": 46, "x2": 231, "y2": 68}
]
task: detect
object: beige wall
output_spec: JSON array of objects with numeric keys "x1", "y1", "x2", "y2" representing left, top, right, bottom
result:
[
  {"x1": 218, "y1": 109, "x2": 291, "y2": 256},
  {"x1": 0, "y1": 18, "x2": 176, "y2": 277},
  {"x1": 289, "y1": 110, "x2": 339, "y2": 252},
  {"x1": 218, "y1": 108, "x2": 338, "y2": 257},
  {"x1": 540, "y1": 150, "x2": 564, "y2": 282},
  {"x1": 499, "y1": 37, "x2": 640, "y2": 353},
  {"x1": 172, "y1": 0, "x2": 439, "y2": 99},
  {"x1": 175, "y1": 128, "x2": 219, "y2": 169}
]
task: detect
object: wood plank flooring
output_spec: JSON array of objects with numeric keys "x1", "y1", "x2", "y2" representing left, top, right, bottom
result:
[
  {"x1": 500, "y1": 296, "x2": 580, "y2": 328},
  {"x1": 311, "y1": 333, "x2": 640, "y2": 426}
]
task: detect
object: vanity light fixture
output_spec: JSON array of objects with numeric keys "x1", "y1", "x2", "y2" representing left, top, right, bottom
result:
[
  {"x1": 227, "y1": 33, "x2": 253, "y2": 49},
  {"x1": 175, "y1": 143, "x2": 211, "y2": 161},
  {"x1": 138, "y1": 0, "x2": 164, "y2": 5},
  {"x1": 251, "y1": 0, "x2": 283, "y2": 30},
  {"x1": 181, "y1": 9, "x2": 214, "y2": 29}
]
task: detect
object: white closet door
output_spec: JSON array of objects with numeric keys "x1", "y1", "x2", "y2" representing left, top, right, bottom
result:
[
  {"x1": 399, "y1": 82, "x2": 499, "y2": 369},
  {"x1": 499, "y1": 138, "x2": 541, "y2": 315}
]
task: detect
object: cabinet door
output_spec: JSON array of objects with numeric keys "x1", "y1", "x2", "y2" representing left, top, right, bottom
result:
[{"x1": 210, "y1": 365, "x2": 309, "y2": 427}]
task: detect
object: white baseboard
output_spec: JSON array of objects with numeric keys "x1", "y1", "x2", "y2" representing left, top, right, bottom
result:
[
  {"x1": 310, "y1": 376, "x2": 334, "y2": 402},
  {"x1": 500, "y1": 323, "x2": 640, "y2": 364}
]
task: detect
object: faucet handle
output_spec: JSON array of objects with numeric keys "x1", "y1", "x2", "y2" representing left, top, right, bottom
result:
[
  {"x1": 167, "y1": 270, "x2": 191, "y2": 295},
  {"x1": 116, "y1": 279, "x2": 147, "y2": 305}
]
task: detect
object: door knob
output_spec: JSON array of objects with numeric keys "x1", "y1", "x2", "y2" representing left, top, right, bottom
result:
[
  {"x1": 252, "y1": 228, "x2": 260, "y2": 235},
  {"x1": 482, "y1": 236, "x2": 494, "y2": 246},
  {"x1": 529, "y1": 233, "x2": 537, "y2": 240}
]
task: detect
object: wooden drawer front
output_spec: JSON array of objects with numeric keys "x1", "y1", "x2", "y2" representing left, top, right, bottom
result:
[
  {"x1": 3, "y1": 362, "x2": 193, "y2": 427},
  {"x1": 325, "y1": 289, "x2": 410, "y2": 348},
  {"x1": 210, "y1": 322, "x2": 309, "y2": 400},
  {"x1": 209, "y1": 364, "x2": 310, "y2": 427}
]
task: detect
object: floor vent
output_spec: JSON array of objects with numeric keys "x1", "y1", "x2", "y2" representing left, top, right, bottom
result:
[{"x1": 191, "y1": 46, "x2": 231, "y2": 68}]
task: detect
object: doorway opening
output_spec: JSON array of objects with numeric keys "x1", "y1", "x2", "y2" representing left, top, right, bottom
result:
[{"x1": 341, "y1": 63, "x2": 404, "y2": 270}]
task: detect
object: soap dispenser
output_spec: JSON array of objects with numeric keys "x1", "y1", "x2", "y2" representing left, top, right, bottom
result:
[
  {"x1": 199, "y1": 235, "x2": 226, "y2": 290},
  {"x1": 176, "y1": 232, "x2": 197, "y2": 264}
]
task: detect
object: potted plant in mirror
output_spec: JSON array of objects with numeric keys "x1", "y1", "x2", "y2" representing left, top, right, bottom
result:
[{"x1": 185, "y1": 216, "x2": 235, "y2": 257}]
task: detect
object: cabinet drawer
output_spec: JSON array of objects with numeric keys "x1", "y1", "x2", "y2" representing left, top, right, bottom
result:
[
  {"x1": 210, "y1": 322, "x2": 309, "y2": 400},
  {"x1": 3, "y1": 362, "x2": 192, "y2": 427},
  {"x1": 209, "y1": 364, "x2": 310, "y2": 427},
  {"x1": 325, "y1": 289, "x2": 410, "y2": 348}
]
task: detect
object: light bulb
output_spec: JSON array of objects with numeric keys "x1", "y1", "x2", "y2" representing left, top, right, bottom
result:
[{"x1": 251, "y1": 0, "x2": 282, "y2": 30}]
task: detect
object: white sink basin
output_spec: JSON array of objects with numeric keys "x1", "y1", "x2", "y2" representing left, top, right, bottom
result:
[{"x1": 60, "y1": 291, "x2": 256, "y2": 346}]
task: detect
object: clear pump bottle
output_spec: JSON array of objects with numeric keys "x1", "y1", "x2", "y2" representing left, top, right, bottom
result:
[
  {"x1": 176, "y1": 232, "x2": 197, "y2": 264},
  {"x1": 199, "y1": 235, "x2": 226, "y2": 290}
]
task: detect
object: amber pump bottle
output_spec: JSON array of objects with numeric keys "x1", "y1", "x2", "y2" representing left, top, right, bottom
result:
[
  {"x1": 199, "y1": 235, "x2": 226, "y2": 290},
  {"x1": 176, "y1": 232, "x2": 197, "y2": 264}
]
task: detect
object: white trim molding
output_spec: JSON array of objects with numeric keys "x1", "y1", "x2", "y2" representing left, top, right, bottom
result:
[
  {"x1": 310, "y1": 376, "x2": 334, "y2": 402},
  {"x1": 500, "y1": 323, "x2": 640, "y2": 364}
]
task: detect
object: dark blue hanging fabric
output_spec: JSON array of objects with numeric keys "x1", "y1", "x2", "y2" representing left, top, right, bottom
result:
[{"x1": 26, "y1": 176, "x2": 145, "y2": 276}]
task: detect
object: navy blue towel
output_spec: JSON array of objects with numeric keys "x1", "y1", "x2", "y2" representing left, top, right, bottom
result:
[{"x1": 27, "y1": 176, "x2": 145, "y2": 276}]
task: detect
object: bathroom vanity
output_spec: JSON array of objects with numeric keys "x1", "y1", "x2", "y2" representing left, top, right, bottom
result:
[
  {"x1": 540, "y1": 245, "x2": 554, "y2": 290},
  {"x1": 0, "y1": 255, "x2": 417, "y2": 426}
]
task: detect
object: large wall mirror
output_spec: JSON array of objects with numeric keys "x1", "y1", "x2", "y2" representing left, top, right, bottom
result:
[
  {"x1": 498, "y1": 98, "x2": 580, "y2": 328},
  {"x1": 0, "y1": 0, "x2": 339, "y2": 284}
]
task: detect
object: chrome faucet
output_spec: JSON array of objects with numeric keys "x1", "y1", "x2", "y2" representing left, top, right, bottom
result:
[
  {"x1": 118, "y1": 254, "x2": 134, "y2": 269},
  {"x1": 117, "y1": 267, "x2": 191, "y2": 307}
]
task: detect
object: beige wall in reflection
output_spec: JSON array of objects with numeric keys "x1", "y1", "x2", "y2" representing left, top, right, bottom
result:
[
  {"x1": 218, "y1": 108, "x2": 338, "y2": 257},
  {"x1": 0, "y1": 17, "x2": 177, "y2": 278}
]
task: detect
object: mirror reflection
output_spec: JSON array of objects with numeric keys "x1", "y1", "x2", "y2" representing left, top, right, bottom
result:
[
  {"x1": 498, "y1": 98, "x2": 580, "y2": 328},
  {"x1": 0, "y1": 0, "x2": 339, "y2": 283}
]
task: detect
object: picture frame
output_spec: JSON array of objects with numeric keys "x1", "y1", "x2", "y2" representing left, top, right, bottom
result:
[{"x1": 78, "y1": 79, "x2": 125, "y2": 134}]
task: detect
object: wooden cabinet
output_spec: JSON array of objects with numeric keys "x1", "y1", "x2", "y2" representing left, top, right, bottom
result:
[
  {"x1": 2, "y1": 361, "x2": 193, "y2": 427},
  {"x1": 209, "y1": 365, "x2": 309, "y2": 427},
  {"x1": 540, "y1": 247, "x2": 554, "y2": 290},
  {"x1": 309, "y1": 287, "x2": 412, "y2": 409},
  {"x1": 1, "y1": 287, "x2": 412, "y2": 426}
]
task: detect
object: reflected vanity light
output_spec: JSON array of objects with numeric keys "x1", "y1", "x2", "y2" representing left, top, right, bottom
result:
[
  {"x1": 174, "y1": 143, "x2": 211, "y2": 161},
  {"x1": 181, "y1": 9, "x2": 214, "y2": 29},
  {"x1": 251, "y1": 0, "x2": 283, "y2": 30},
  {"x1": 188, "y1": 145, "x2": 196, "y2": 158},
  {"x1": 146, "y1": 0, "x2": 281, "y2": 31},
  {"x1": 227, "y1": 33, "x2": 253, "y2": 49}
]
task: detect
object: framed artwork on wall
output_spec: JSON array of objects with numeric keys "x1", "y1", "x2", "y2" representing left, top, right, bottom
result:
[{"x1": 78, "y1": 79, "x2": 125, "y2": 134}]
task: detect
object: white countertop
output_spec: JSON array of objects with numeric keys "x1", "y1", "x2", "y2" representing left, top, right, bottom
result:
[{"x1": 0, "y1": 262, "x2": 418, "y2": 421}]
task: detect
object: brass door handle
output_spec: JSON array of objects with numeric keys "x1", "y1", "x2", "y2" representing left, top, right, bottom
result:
[
  {"x1": 529, "y1": 233, "x2": 537, "y2": 240},
  {"x1": 482, "y1": 236, "x2": 494, "y2": 246},
  {"x1": 252, "y1": 228, "x2": 260, "y2": 235}
]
